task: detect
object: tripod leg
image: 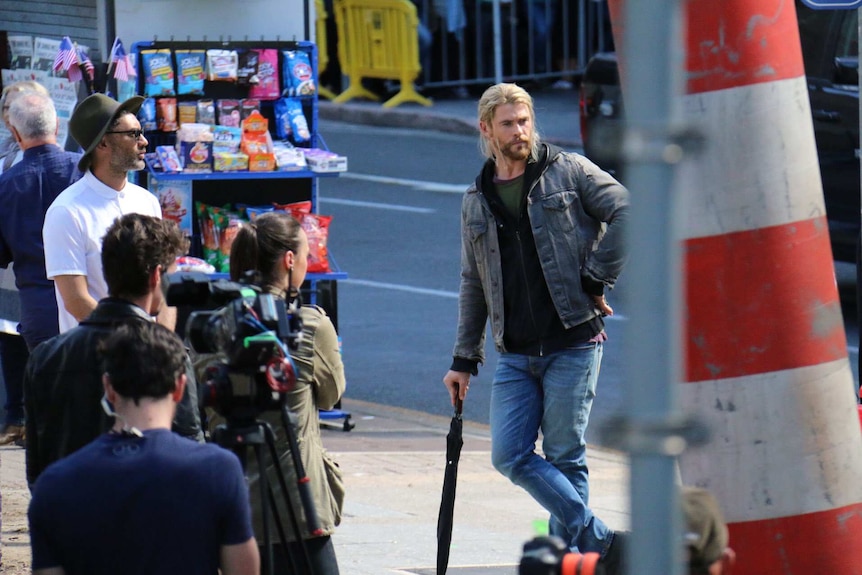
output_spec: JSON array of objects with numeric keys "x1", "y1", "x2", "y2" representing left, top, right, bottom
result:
[
  {"x1": 264, "y1": 419, "x2": 317, "y2": 575},
  {"x1": 279, "y1": 405, "x2": 323, "y2": 536},
  {"x1": 265, "y1": 473, "x2": 301, "y2": 574},
  {"x1": 255, "y1": 440, "x2": 275, "y2": 575}
]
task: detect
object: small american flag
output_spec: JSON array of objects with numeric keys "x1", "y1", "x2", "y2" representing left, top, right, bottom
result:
[
  {"x1": 111, "y1": 39, "x2": 137, "y2": 82},
  {"x1": 52, "y1": 36, "x2": 78, "y2": 74},
  {"x1": 77, "y1": 47, "x2": 94, "y2": 80}
]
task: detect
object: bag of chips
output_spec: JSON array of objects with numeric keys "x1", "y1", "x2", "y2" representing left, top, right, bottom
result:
[
  {"x1": 195, "y1": 201, "x2": 221, "y2": 271},
  {"x1": 281, "y1": 50, "x2": 316, "y2": 97},
  {"x1": 274, "y1": 98, "x2": 310, "y2": 144},
  {"x1": 273, "y1": 201, "x2": 331, "y2": 273}
]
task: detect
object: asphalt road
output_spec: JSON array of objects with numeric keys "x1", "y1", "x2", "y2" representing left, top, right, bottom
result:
[{"x1": 317, "y1": 118, "x2": 862, "y2": 446}]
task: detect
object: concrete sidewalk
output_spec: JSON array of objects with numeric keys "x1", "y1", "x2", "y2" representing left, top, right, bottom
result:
[
  {"x1": 1, "y1": 398, "x2": 630, "y2": 574},
  {"x1": 323, "y1": 399, "x2": 630, "y2": 575}
]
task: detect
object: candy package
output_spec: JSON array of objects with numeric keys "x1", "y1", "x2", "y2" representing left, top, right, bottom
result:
[
  {"x1": 241, "y1": 110, "x2": 274, "y2": 171},
  {"x1": 249, "y1": 49, "x2": 280, "y2": 100},
  {"x1": 213, "y1": 126, "x2": 243, "y2": 153},
  {"x1": 240, "y1": 98, "x2": 261, "y2": 121},
  {"x1": 238, "y1": 204, "x2": 274, "y2": 220},
  {"x1": 141, "y1": 49, "x2": 176, "y2": 97},
  {"x1": 197, "y1": 99, "x2": 216, "y2": 125},
  {"x1": 177, "y1": 101, "x2": 197, "y2": 125},
  {"x1": 175, "y1": 49, "x2": 206, "y2": 95},
  {"x1": 138, "y1": 98, "x2": 158, "y2": 132},
  {"x1": 213, "y1": 152, "x2": 249, "y2": 172},
  {"x1": 236, "y1": 49, "x2": 260, "y2": 86},
  {"x1": 156, "y1": 145, "x2": 183, "y2": 172},
  {"x1": 157, "y1": 98, "x2": 178, "y2": 132},
  {"x1": 282, "y1": 50, "x2": 316, "y2": 97},
  {"x1": 206, "y1": 49, "x2": 238, "y2": 82},
  {"x1": 176, "y1": 123, "x2": 214, "y2": 173},
  {"x1": 217, "y1": 99, "x2": 241, "y2": 127},
  {"x1": 274, "y1": 97, "x2": 310, "y2": 143},
  {"x1": 175, "y1": 256, "x2": 215, "y2": 274},
  {"x1": 273, "y1": 141, "x2": 307, "y2": 171}
]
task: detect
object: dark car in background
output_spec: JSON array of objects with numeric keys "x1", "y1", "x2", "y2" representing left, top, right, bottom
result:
[{"x1": 579, "y1": 2, "x2": 860, "y2": 262}]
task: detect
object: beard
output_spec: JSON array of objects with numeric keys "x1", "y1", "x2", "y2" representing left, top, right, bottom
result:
[
  {"x1": 111, "y1": 144, "x2": 146, "y2": 173},
  {"x1": 498, "y1": 138, "x2": 531, "y2": 162}
]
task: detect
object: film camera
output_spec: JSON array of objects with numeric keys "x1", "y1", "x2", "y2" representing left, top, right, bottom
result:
[
  {"x1": 166, "y1": 271, "x2": 303, "y2": 420},
  {"x1": 520, "y1": 536, "x2": 606, "y2": 575},
  {"x1": 168, "y1": 272, "x2": 324, "y2": 574}
]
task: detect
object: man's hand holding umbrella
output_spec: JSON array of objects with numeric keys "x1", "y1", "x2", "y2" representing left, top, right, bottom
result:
[
  {"x1": 438, "y1": 374, "x2": 468, "y2": 574},
  {"x1": 443, "y1": 371, "x2": 470, "y2": 406}
]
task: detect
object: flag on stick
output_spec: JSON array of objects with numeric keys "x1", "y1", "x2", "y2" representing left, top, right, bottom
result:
[
  {"x1": 110, "y1": 39, "x2": 137, "y2": 82},
  {"x1": 52, "y1": 36, "x2": 77, "y2": 74},
  {"x1": 77, "y1": 46, "x2": 94, "y2": 80}
]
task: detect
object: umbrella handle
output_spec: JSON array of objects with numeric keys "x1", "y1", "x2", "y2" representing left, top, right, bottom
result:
[{"x1": 455, "y1": 397, "x2": 463, "y2": 416}]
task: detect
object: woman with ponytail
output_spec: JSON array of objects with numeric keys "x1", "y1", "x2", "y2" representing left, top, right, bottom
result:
[{"x1": 228, "y1": 210, "x2": 346, "y2": 574}]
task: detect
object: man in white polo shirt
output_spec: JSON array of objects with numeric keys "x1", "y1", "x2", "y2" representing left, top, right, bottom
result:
[{"x1": 43, "y1": 93, "x2": 161, "y2": 333}]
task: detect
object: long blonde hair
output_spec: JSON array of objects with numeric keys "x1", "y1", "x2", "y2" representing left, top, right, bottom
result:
[{"x1": 476, "y1": 83, "x2": 541, "y2": 161}]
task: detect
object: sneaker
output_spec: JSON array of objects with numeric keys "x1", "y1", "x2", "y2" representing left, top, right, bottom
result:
[
  {"x1": 602, "y1": 530, "x2": 629, "y2": 575},
  {"x1": 0, "y1": 424, "x2": 25, "y2": 446}
]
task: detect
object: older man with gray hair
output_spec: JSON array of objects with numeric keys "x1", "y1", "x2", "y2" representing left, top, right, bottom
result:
[{"x1": 0, "y1": 90, "x2": 81, "y2": 445}]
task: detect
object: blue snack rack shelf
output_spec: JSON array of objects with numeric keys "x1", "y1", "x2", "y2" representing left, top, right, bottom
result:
[{"x1": 132, "y1": 38, "x2": 352, "y2": 430}]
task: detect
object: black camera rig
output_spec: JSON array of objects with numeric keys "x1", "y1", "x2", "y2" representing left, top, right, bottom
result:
[
  {"x1": 166, "y1": 271, "x2": 321, "y2": 575},
  {"x1": 166, "y1": 271, "x2": 303, "y2": 420}
]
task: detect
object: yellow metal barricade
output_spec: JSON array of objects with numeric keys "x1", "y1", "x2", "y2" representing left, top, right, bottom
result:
[
  {"x1": 315, "y1": 0, "x2": 337, "y2": 100},
  {"x1": 333, "y1": 0, "x2": 432, "y2": 108}
]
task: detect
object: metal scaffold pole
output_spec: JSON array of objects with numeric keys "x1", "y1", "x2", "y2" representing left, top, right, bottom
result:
[{"x1": 607, "y1": 0, "x2": 686, "y2": 573}]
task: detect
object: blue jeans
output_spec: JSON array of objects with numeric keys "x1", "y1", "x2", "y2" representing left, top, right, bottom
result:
[{"x1": 490, "y1": 343, "x2": 612, "y2": 554}]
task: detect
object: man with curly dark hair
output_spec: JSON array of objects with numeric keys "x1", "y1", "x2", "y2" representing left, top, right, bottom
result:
[
  {"x1": 23, "y1": 213, "x2": 202, "y2": 487},
  {"x1": 29, "y1": 321, "x2": 258, "y2": 575}
]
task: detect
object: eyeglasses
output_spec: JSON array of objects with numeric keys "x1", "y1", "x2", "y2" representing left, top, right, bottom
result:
[{"x1": 105, "y1": 129, "x2": 145, "y2": 140}]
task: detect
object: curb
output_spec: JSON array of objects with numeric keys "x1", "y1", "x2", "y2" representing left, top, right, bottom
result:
[
  {"x1": 318, "y1": 101, "x2": 582, "y2": 150},
  {"x1": 319, "y1": 101, "x2": 479, "y2": 137}
]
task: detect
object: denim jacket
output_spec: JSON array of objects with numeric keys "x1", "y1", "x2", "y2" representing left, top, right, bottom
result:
[{"x1": 452, "y1": 144, "x2": 629, "y2": 369}]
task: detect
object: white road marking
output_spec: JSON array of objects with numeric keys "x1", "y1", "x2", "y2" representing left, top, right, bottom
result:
[
  {"x1": 339, "y1": 172, "x2": 468, "y2": 194},
  {"x1": 343, "y1": 278, "x2": 627, "y2": 322},
  {"x1": 318, "y1": 197, "x2": 435, "y2": 213},
  {"x1": 344, "y1": 278, "x2": 459, "y2": 298}
]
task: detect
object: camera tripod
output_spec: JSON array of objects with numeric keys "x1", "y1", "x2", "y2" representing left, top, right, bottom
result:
[{"x1": 212, "y1": 403, "x2": 322, "y2": 575}]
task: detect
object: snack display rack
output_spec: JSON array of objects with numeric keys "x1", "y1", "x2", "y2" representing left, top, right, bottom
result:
[
  {"x1": 131, "y1": 38, "x2": 346, "y2": 282},
  {"x1": 131, "y1": 38, "x2": 353, "y2": 431}
]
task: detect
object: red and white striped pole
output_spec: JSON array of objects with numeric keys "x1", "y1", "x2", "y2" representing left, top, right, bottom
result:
[{"x1": 608, "y1": 0, "x2": 862, "y2": 572}]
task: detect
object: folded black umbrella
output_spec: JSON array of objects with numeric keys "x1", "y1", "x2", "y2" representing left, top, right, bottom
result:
[{"x1": 436, "y1": 398, "x2": 463, "y2": 575}]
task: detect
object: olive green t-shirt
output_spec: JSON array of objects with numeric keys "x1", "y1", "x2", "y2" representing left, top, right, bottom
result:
[{"x1": 494, "y1": 173, "x2": 525, "y2": 219}]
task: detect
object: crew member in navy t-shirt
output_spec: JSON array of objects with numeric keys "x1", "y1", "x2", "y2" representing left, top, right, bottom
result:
[{"x1": 28, "y1": 321, "x2": 259, "y2": 575}]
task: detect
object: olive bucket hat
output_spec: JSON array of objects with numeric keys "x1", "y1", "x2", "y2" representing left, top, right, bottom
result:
[
  {"x1": 69, "y1": 93, "x2": 144, "y2": 172},
  {"x1": 681, "y1": 486, "x2": 729, "y2": 572}
]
